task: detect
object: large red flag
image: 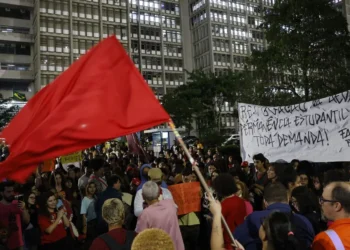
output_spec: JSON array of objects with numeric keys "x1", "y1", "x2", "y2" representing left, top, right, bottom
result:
[{"x1": 0, "y1": 36, "x2": 170, "y2": 182}]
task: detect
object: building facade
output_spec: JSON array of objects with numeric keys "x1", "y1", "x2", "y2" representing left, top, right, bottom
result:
[
  {"x1": 0, "y1": 0, "x2": 34, "y2": 99},
  {"x1": 0, "y1": 0, "x2": 193, "y2": 100},
  {"x1": 0, "y1": 0, "x2": 349, "y2": 103}
]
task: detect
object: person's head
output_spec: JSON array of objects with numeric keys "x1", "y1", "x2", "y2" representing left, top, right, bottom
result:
[
  {"x1": 24, "y1": 192, "x2": 36, "y2": 207},
  {"x1": 102, "y1": 198, "x2": 125, "y2": 228},
  {"x1": 253, "y1": 153, "x2": 267, "y2": 172},
  {"x1": 89, "y1": 158, "x2": 105, "y2": 177},
  {"x1": 148, "y1": 168, "x2": 163, "y2": 185},
  {"x1": 324, "y1": 169, "x2": 349, "y2": 186},
  {"x1": 182, "y1": 167, "x2": 193, "y2": 183},
  {"x1": 212, "y1": 173, "x2": 238, "y2": 200},
  {"x1": 208, "y1": 165, "x2": 216, "y2": 176},
  {"x1": 31, "y1": 185, "x2": 40, "y2": 196},
  {"x1": 320, "y1": 182, "x2": 350, "y2": 221},
  {"x1": 291, "y1": 185, "x2": 319, "y2": 215},
  {"x1": 64, "y1": 178, "x2": 73, "y2": 189},
  {"x1": 259, "y1": 211, "x2": 299, "y2": 250},
  {"x1": 278, "y1": 165, "x2": 300, "y2": 192},
  {"x1": 267, "y1": 165, "x2": 277, "y2": 181},
  {"x1": 67, "y1": 166, "x2": 76, "y2": 179},
  {"x1": 263, "y1": 182, "x2": 288, "y2": 207},
  {"x1": 236, "y1": 181, "x2": 249, "y2": 200},
  {"x1": 291, "y1": 159, "x2": 299, "y2": 170},
  {"x1": 39, "y1": 191, "x2": 57, "y2": 216},
  {"x1": 211, "y1": 170, "x2": 220, "y2": 182},
  {"x1": 107, "y1": 175, "x2": 121, "y2": 190},
  {"x1": 142, "y1": 164, "x2": 151, "y2": 178},
  {"x1": 50, "y1": 172, "x2": 63, "y2": 187},
  {"x1": 0, "y1": 181, "x2": 15, "y2": 203},
  {"x1": 131, "y1": 228, "x2": 174, "y2": 250},
  {"x1": 85, "y1": 182, "x2": 97, "y2": 196},
  {"x1": 142, "y1": 181, "x2": 160, "y2": 204},
  {"x1": 298, "y1": 172, "x2": 310, "y2": 187},
  {"x1": 312, "y1": 174, "x2": 324, "y2": 197}
]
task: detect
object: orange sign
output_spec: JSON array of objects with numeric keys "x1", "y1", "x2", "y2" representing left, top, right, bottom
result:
[
  {"x1": 168, "y1": 182, "x2": 201, "y2": 215},
  {"x1": 42, "y1": 159, "x2": 55, "y2": 172}
]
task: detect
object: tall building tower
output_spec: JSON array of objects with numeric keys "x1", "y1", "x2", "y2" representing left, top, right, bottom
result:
[
  {"x1": 0, "y1": 0, "x2": 34, "y2": 100},
  {"x1": 32, "y1": 0, "x2": 191, "y2": 100}
]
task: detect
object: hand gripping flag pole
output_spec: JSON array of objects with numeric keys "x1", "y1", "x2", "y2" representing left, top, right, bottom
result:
[{"x1": 168, "y1": 120, "x2": 238, "y2": 248}]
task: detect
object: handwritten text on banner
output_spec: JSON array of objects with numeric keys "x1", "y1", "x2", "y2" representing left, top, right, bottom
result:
[{"x1": 238, "y1": 90, "x2": 350, "y2": 162}]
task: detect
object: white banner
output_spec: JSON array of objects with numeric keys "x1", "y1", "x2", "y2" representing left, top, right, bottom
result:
[{"x1": 238, "y1": 90, "x2": 350, "y2": 163}]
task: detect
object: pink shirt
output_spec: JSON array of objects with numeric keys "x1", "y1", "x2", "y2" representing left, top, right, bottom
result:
[
  {"x1": 136, "y1": 199, "x2": 184, "y2": 250},
  {"x1": 0, "y1": 200, "x2": 24, "y2": 249},
  {"x1": 245, "y1": 200, "x2": 253, "y2": 216}
]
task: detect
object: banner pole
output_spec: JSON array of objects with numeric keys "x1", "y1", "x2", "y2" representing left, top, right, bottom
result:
[{"x1": 168, "y1": 120, "x2": 237, "y2": 248}]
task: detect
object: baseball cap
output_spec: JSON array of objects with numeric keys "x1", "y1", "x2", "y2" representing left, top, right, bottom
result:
[{"x1": 148, "y1": 168, "x2": 162, "y2": 181}]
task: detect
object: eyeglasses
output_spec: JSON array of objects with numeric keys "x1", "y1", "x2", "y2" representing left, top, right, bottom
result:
[{"x1": 319, "y1": 197, "x2": 338, "y2": 205}]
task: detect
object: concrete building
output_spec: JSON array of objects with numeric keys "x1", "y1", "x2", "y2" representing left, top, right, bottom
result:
[
  {"x1": 33, "y1": 0, "x2": 192, "y2": 100},
  {"x1": 0, "y1": 0, "x2": 34, "y2": 100}
]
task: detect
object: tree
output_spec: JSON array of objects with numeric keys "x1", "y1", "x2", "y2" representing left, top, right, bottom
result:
[
  {"x1": 249, "y1": 0, "x2": 350, "y2": 105},
  {"x1": 162, "y1": 69, "x2": 252, "y2": 137},
  {"x1": 0, "y1": 99, "x2": 20, "y2": 130}
]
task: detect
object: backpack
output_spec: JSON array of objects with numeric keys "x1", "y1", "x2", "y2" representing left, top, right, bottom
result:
[{"x1": 98, "y1": 230, "x2": 135, "y2": 250}]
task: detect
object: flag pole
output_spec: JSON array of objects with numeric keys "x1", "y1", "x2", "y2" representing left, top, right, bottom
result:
[{"x1": 168, "y1": 120, "x2": 237, "y2": 247}]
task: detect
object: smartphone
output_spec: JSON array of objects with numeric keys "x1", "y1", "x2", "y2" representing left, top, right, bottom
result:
[{"x1": 15, "y1": 194, "x2": 24, "y2": 202}]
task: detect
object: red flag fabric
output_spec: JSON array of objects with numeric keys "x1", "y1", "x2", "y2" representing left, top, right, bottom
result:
[
  {"x1": 126, "y1": 134, "x2": 143, "y2": 155},
  {"x1": 0, "y1": 36, "x2": 170, "y2": 182}
]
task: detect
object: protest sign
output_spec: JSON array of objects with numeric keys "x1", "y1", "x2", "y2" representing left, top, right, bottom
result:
[
  {"x1": 61, "y1": 151, "x2": 82, "y2": 165},
  {"x1": 238, "y1": 90, "x2": 350, "y2": 162},
  {"x1": 42, "y1": 159, "x2": 55, "y2": 172},
  {"x1": 168, "y1": 182, "x2": 201, "y2": 215}
]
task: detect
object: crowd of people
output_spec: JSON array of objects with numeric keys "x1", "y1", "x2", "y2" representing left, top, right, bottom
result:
[{"x1": 0, "y1": 140, "x2": 350, "y2": 250}]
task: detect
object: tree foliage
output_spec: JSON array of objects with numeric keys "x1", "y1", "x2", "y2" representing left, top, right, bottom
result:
[
  {"x1": 249, "y1": 0, "x2": 350, "y2": 104},
  {"x1": 0, "y1": 99, "x2": 20, "y2": 130},
  {"x1": 162, "y1": 70, "x2": 252, "y2": 136}
]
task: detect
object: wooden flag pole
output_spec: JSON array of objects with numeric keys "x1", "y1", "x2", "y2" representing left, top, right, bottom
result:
[{"x1": 168, "y1": 120, "x2": 237, "y2": 248}]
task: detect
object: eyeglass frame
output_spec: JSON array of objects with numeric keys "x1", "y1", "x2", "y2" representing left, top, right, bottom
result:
[{"x1": 319, "y1": 196, "x2": 339, "y2": 205}]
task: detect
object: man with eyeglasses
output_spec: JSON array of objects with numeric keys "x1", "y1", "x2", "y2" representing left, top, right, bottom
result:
[{"x1": 312, "y1": 181, "x2": 350, "y2": 250}]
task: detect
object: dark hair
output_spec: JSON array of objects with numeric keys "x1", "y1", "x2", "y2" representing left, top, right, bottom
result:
[
  {"x1": 291, "y1": 159, "x2": 299, "y2": 164},
  {"x1": 291, "y1": 186, "x2": 320, "y2": 215},
  {"x1": 89, "y1": 158, "x2": 105, "y2": 172},
  {"x1": 38, "y1": 191, "x2": 57, "y2": 218},
  {"x1": 182, "y1": 167, "x2": 193, "y2": 177},
  {"x1": 278, "y1": 165, "x2": 297, "y2": 190},
  {"x1": 264, "y1": 211, "x2": 299, "y2": 250},
  {"x1": 49, "y1": 171, "x2": 65, "y2": 189},
  {"x1": 107, "y1": 175, "x2": 121, "y2": 187},
  {"x1": 324, "y1": 169, "x2": 349, "y2": 186},
  {"x1": 23, "y1": 192, "x2": 36, "y2": 209},
  {"x1": 212, "y1": 173, "x2": 238, "y2": 198},
  {"x1": 264, "y1": 182, "x2": 288, "y2": 204},
  {"x1": 253, "y1": 153, "x2": 266, "y2": 162},
  {"x1": 331, "y1": 182, "x2": 350, "y2": 214},
  {"x1": 85, "y1": 182, "x2": 96, "y2": 196},
  {"x1": 0, "y1": 181, "x2": 15, "y2": 192}
]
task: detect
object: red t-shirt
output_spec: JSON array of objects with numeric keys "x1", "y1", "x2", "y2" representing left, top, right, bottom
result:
[
  {"x1": 221, "y1": 195, "x2": 246, "y2": 250},
  {"x1": 0, "y1": 201, "x2": 23, "y2": 250},
  {"x1": 89, "y1": 228, "x2": 136, "y2": 250},
  {"x1": 38, "y1": 212, "x2": 67, "y2": 245}
]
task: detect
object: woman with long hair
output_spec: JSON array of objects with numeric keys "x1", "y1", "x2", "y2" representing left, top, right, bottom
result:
[
  {"x1": 259, "y1": 211, "x2": 300, "y2": 250},
  {"x1": 290, "y1": 186, "x2": 327, "y2": 234},
  {"x1": 37, "y1": 191, "x2": 71, "y2": 250},
  {"x1": 49, "y1": 172, "x2": 64, "y2": 193},
  {"x1": 81, "y1": 182, "x2": 97, "y2": 250},
  {"x1": 235, "y1": 181, "x2": 253, "y2": 216},
  {"x1": 23, "y1": 192, "x2": 40, "y2": 250}
]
